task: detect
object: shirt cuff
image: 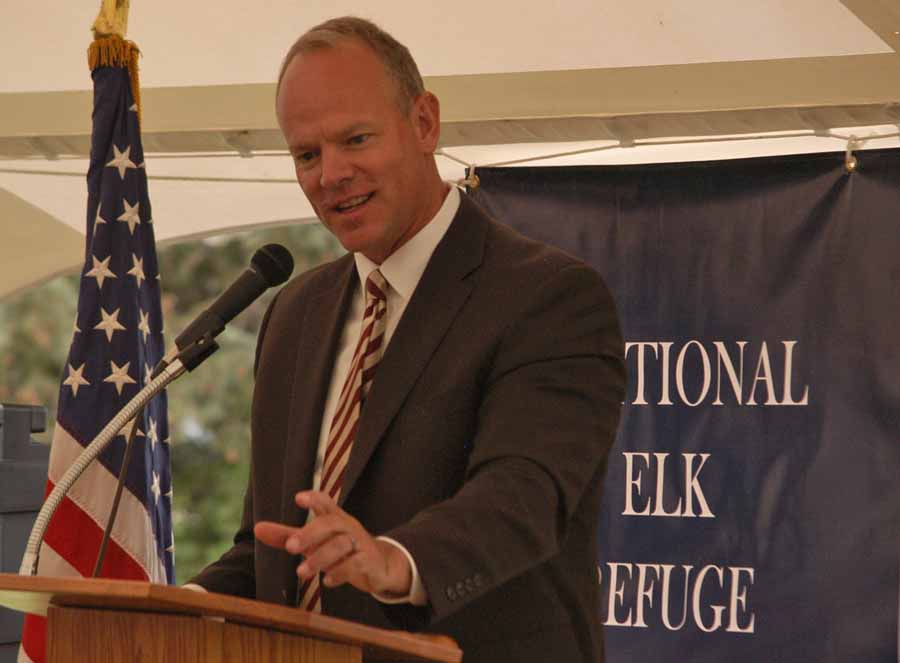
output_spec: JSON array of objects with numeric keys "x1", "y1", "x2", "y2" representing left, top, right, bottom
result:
[
  {"x1": 373, "y1": 536, "x2": 428, "y2": 606},
  {"x1": 182, "y1": 583, "x2": 208, "y2": 593}
]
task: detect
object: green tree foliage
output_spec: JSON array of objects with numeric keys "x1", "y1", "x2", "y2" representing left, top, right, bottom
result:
[
  {"x1": 0, "y1": 276, "x2": 79, "y2": 420},
  {"x1": 0, "y1": 221, "x2": 342, "y2": 583}
]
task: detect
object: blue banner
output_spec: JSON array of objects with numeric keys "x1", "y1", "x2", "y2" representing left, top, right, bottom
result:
[{"x1": 470, "y1": 148, "x2": 900, "y2": 663}]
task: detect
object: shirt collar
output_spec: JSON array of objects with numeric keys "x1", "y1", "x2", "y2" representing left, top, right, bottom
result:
[{"x1": 354, "y1": 184, "x2": 461, "y2": 301}]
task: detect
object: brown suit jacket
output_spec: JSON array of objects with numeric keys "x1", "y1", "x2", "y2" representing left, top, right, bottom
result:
[{"x1": 191, "y1": 193, "x2": 625, "y2": 663}]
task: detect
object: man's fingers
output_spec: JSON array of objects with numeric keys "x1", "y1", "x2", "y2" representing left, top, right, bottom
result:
[
  {"x1": 256, "y1": 493, "x2": 397, "y2": 596},
  {"x1": 295, "y1": 490, "x2": 338, "y2": 515},
  {"x1": 298, "y1": 532, "x2": 361, "y2": 580},
  {"x1": 322, "y1": 553, "x2": 367, "y2": 590},
  {"x1": 282, "y1": 513, "x2": 357, "y2": 554},
  {"x1": 254, "y1": 521, "x2": 298, "y2": 550}
]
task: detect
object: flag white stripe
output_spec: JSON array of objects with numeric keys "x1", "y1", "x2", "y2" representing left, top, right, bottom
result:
[
  {"x1": 17, "y1": 644, "x2": 36, "y2": 663},
  {"x1": 35, "y1": 542, "x2": 81, "y2": 579}
]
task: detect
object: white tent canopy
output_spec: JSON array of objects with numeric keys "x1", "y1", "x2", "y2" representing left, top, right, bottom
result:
[{"x1": 1, "y1": 0, "x2": 898, "y2": 299}]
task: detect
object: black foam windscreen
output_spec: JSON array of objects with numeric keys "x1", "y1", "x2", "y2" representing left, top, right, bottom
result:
[{"x1": 252, "y1": 243, "x2": 294, "y2": 286}]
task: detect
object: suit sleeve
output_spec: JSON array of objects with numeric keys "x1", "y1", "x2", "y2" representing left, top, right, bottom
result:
[
  {"x1": 186, "y1": 290, "x2": 283, "y2": 596},
  {"x1": 383, "y1": 261, "x2": 625, "y2": 624}
]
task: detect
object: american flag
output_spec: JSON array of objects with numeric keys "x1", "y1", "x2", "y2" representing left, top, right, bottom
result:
[{"x1": 20, "y1": 38, "x2": 173, "y2": 663}]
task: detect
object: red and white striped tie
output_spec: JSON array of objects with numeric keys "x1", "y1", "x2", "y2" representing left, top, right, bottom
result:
[{"x1": 299, "y1": 269, "x2": 388, "y2": 612}]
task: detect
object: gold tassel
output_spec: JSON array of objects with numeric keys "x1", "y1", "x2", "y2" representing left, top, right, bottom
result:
[{"x1": 87, "y1": 35, "x2": 142, "y2": 127}]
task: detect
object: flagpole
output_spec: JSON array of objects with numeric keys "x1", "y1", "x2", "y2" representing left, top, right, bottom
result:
[{"x1": 86, "y1": 6, "x2": 142, "y2": 578}]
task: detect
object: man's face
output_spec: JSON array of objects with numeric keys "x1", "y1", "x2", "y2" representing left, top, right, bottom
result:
[{"x1": 276, "y1": 40, "x2": 441, "y2": 264}]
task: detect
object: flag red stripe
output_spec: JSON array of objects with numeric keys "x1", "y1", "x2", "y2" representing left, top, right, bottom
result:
[
  {"x1": 42, "y1": 481, "x2": 148, "y2": 581},
  {"x1": 20, "y1": 614, "x2": 45, "y2": 663}
]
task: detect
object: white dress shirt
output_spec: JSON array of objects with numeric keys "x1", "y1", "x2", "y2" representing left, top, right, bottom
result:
[{"x1": 309, "y1": 184, "x2": 460, "y2": 605}]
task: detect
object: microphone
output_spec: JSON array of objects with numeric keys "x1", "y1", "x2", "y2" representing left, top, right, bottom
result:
[{"x1": 175, "y1": 243, "x2": 294, "y2": 350}]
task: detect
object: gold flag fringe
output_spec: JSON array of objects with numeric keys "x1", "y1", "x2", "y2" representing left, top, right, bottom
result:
[{"x1": 88, "y1": 36, "x2": 142, "y2": 126}]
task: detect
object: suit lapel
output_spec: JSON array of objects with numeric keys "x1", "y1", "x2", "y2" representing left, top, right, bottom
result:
[
  {"x1": 339, "y1": 195, "x2": 487, "y2": 504},
  {"x1": 281, "y1": 255, "x2": 357, "y2": 527}
]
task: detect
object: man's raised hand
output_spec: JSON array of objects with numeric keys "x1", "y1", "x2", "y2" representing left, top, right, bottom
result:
[{"x1": 254, "y1": 490, "x2": 412, "y2": 598}]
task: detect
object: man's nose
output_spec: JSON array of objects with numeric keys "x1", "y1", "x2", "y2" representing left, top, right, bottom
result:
[{"x1": 319, "y1": 147, "x2": 353, "y2": 189}]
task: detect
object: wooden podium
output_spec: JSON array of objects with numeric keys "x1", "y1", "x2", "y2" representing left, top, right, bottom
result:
[{"x1": 0, "y1": 574, "x2": 461, "y2": 662}]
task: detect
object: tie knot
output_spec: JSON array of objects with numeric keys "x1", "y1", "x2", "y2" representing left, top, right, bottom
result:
[{"x1": 366, "y1": 269, "x2": 388, "y2": 303}]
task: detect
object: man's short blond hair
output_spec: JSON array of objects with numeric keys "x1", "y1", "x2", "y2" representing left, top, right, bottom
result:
[{"x1": 276, "y1": 16, "x2": 425, "y2": 115}]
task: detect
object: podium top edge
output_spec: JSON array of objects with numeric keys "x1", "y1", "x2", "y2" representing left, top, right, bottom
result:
[{"x1": 0, "y1": 574, "x2": 461, "y2": 662}]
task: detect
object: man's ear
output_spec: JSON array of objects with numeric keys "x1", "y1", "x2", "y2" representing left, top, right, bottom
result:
[{"x1": 412, "y1": 91, "x2": 441, "y2": 153}]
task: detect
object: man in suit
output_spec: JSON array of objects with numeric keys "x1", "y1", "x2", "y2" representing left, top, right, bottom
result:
[{"x1": 190, "y1": 16, "x2": 625, "y2": 663}]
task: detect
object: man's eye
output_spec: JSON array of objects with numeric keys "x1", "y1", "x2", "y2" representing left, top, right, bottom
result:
[
  {"x1": 348, "y1": 134, "x2": 370, "y2": 146},
  {"x1": 294, "y1": 150, "x2": 316, "y2": 170}
]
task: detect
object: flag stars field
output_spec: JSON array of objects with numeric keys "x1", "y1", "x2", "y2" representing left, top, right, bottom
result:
[
  {"x1": 106, "y1": 144, "x2": 137, "y2": 179},
  {"x1": 85, "y1": 255, "x2": 117, "y2": 289},
  {"x1": 94, "y1": 307, "x2": 126, "y2": 342},
  {"x1": 104, "y1": 360, "x2": 136, "y2": 396},
  {"x1": 118, "y1": 417, "x2": 144, "y2": 441},
  {"x1": 137, "y1": 309, "x2": 151, "y2": 341},
  {"x1": 95, "y1": 201, "x2": 107, "y2": 226},
  {"x1": 118, "y1": 199, "x2": 141, "y2": 234},
  {"x1": 63, "y1": 363, "x2": 90, "y2": 397},
  {"x1": 150, "y1": 472, "x2": 161, "y2": 506},
  {"x1": 147, "y1": 417, "x2": 159, "y2": 451},
  {"x1": 128, "y1": 254, "x2": 146, "y2": 288}
]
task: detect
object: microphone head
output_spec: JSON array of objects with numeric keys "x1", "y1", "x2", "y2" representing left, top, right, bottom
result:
[{"x1": 251, "y1": 244, "x2": 294, "y2": 286}]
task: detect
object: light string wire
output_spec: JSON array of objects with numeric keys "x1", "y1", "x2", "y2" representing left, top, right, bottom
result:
[{"x1": 439, "y1": 128, "x2": 900, "y2": 187}]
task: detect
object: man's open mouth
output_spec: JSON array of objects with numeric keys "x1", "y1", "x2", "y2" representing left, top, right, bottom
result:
[{"x1": 335, "y1": 193, "x2": 374, "y2": 213}]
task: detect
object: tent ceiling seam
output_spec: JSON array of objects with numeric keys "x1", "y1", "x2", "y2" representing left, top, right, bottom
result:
[{"x1": 4, "y1": 129, "x2": 899, "y2": 183}]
